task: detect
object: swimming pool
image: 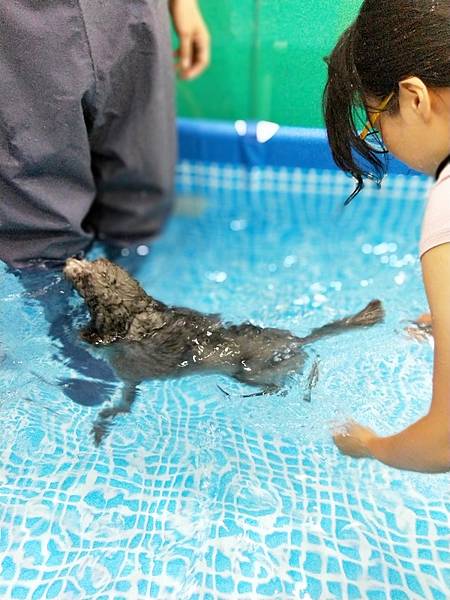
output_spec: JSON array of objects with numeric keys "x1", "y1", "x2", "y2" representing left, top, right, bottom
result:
[{"x1": 1, "y1": 122, "x2": 449, "y2": 599}]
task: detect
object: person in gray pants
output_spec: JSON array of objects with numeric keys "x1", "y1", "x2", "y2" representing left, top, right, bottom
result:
[
  {"x1": 1, "y1": 0, "x2": 210, "y2": 408},
  {"x1": 0, "y1": 0, "x2": 210, "y2": 268}
]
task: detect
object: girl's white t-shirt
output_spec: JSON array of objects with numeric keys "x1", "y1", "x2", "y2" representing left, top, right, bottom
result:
[{"x1": 419, "y1": 161, "x2": 450, "y2": 258}]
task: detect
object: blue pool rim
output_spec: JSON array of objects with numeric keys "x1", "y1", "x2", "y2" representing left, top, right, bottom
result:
[{"x1": 177, "y1": 117, "x2": 420, "y2": 177}]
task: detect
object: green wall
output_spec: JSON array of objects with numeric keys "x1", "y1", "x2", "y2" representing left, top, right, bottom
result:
[{"x1": 176, "y1": 0, "x2": 363, "y2": 127}]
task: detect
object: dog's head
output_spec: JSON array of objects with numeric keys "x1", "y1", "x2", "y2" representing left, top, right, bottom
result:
[{"x1": 64, "y1": 258, "x2": 149, "y2": 337}]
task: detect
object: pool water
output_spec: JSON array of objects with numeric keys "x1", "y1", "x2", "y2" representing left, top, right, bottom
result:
[{"x1": 1, "y1": 163, "x2": 449, "y2": 599}]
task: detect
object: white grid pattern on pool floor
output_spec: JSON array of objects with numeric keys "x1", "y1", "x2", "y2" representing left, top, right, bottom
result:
[{"x1": 1, "y1": 379, "x2": 449, "y2": 600}]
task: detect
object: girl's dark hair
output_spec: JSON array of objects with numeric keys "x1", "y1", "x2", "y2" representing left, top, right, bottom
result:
[{"x1": 323, "y1": 0, "x2": 450, "y2": 202}]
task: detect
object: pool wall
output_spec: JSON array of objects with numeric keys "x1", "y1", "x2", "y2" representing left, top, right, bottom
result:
[{"x1": 177, "y1": 118, "x2": 420, "y2": 176}]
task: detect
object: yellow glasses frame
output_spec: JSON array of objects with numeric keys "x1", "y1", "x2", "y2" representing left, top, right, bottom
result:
[{"x1": 360, "y1": 92, "x2": 394, "y2": 141}]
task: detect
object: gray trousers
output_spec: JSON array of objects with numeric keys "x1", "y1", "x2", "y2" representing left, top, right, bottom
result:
[{"x1": 0, "y1": 0, "x2": 176, "y2": 268}]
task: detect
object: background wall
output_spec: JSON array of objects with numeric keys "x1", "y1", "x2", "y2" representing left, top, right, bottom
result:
[
  {"x1": 178, "y1": 0, "x2": 362, "y2": 127},
  {"x1": 176, "y1": 0, "x2": 363, "y2": 127}
]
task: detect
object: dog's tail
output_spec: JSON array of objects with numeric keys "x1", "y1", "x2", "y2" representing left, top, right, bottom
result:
[{"x1": 299, "y1": 299, "x2": 384, "y2": 345}]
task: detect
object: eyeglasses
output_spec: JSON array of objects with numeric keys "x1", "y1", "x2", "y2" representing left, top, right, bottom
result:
[{"x1": 360, "y1": 92, "x2": 394, "y2": 140}]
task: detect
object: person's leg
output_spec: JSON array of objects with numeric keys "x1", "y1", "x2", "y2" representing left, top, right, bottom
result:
[
  {"x1": 0, "y1": 1, "x2": 99, "y2": 268},
  {"x1": 79, "y1": 0, "x2": 177, "y2": 246}
]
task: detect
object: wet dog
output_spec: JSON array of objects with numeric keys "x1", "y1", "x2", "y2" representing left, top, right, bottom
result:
[{"x1": 64, "y1": 258, "x2": 384, "y2": 444}]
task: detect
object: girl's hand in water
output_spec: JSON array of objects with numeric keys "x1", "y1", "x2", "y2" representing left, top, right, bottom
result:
[
  {"x1": 415, "y1": 312, "x2": 432, "y2": 327},
  {"x1": 406, "y1": 312, "x2": 433, "y2": 341},
  {"x1": 332, "y1": 421, "x2": 378, "y2": 458}
]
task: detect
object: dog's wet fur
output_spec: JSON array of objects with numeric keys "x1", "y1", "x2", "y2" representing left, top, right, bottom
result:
[{"x1": 64, "y1": 257, "x2": 385, "y2": 445}]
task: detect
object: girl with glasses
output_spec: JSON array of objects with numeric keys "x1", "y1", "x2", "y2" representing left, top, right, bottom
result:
[{"x1": 323, "y1": 0, "x2": 450, "y2": 472}]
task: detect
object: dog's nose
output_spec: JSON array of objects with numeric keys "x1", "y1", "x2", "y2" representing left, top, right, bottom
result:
[{"x1": 64, "y1": 257, "x2": 90, "y2": 278}]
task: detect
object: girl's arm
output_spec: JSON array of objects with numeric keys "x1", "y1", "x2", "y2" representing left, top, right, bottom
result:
[{"x1": 333, "y1": 243, "x2": 450, "y2": 473}]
